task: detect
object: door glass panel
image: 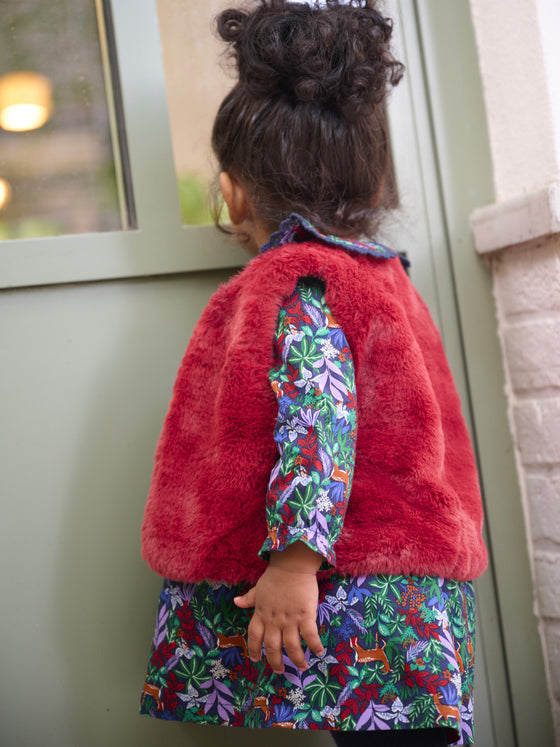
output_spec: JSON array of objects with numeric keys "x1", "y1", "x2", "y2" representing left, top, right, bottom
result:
[
  {"x1": 156, "y1": 0, "x2": 232, "y2": 226},
  {"x1": 157, "y1": 1, "x2": 399, "y2": 230},
  {"x1": 0, "y1": 0, "x2": 132, "y2": 241}
]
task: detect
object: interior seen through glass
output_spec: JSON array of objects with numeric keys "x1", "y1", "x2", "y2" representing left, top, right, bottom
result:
[
  {"x1": 0, "y1": 0, "x2": 124, "y2": 240},
  {"x1": 156, "y1": 0, "x2": 234, "y2": 227}
]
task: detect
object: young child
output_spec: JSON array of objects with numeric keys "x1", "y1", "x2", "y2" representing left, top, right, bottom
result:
[{"x1": 140, "y1": 1, "x2": 487, "y2": 745}]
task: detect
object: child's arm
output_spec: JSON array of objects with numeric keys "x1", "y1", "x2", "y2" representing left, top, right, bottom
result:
[
  {"x1": 236, "y1": 278, "x2": 356, "y2": 673},
  {"x1": 234, "y1": 540, "x2": 325, "y2": 674}
]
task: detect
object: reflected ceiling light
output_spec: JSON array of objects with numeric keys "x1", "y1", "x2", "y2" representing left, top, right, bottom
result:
[
  {"x1": 0, "y1": 178, "x2": 11, "y2": 210},
  {"x1": 0, "y1": 71, "x2": 54, "y2": 132}
]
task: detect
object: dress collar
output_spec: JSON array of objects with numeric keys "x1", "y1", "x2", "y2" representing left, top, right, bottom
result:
[{"x1": 259, "y1": 213, "x2": 409, "y2": 268}]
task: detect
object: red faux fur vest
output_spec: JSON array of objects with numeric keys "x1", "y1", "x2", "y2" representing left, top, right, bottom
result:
[{"x1": 142, "y1": 241, "x2": 487, "y2": 584}]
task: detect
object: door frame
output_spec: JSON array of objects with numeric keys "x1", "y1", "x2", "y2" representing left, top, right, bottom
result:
[{"x1": 396, "y1": 1, "x2": 554, "y2": 745}]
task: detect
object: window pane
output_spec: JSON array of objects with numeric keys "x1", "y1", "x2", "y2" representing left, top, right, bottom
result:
[
  {"x1": 0, "y1": 0, "x2": 131, "y2": 241},
  {"x1": 156, "y1": 0, "x2": 232, "y2": 226}
]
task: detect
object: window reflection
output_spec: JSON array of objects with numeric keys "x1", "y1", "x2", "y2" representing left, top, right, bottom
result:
[
  {"x1": 0, "y1": 71, "x2": 54, "y2": 132},
  {"x1": 0, "y1": 0, "x2": 128, "y2": 241},
  {"x1": 156, "y1": 0, "x2": 233, "y2": 226}
]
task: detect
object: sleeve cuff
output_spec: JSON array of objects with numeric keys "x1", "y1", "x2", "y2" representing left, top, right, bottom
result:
[{"x1": 258, "y1": 526, "x2": 336, "y2": 571}]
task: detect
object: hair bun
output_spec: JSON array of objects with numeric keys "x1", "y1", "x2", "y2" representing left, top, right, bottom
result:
[
  {"x1": 216, "y1": 0, "x2": 404, "y2": 118},
  {"x1": 217, "y1": 8, "x2": 250, "y2": 43}
]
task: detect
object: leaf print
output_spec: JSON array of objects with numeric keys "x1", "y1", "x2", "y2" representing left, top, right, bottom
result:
[
  {"x1": 355, "y1": 702, "x2": 390, "y2": 730},
  {"x1": 334, "y1": 640, "x2": 353, "y2": 666},
  {"x1": 281, "y1": 326, "x2": 305, "y2": 363},
  {"x1": 277, "y1": 471, "x2": 313, "y2": 506},
  {"x1": 397, "y1": 607, "x2": 441, "y2": 641},
  {"x1": 151, "y1": 640, "x2": 177, "y2": 668},
  {"x1": 439, "y1": 627, "x2": 465, "y2": 672},
  {"x1": 315, "y1": 360, "x2": 348, "y2": 401},
  {"x1": 306, "y1": 671, "x2": 341, "y2": 709},
  {"x1": 282, "y1": 670, "x2": 304, "y2": 688},
  {"x1": 308, "y1": 507, "x2": 329, "y2": 535},
  {"x1": 297, "y1": 428, "x2": 323, "y2": 471},
  {"x1": 406, "y1": 640, "x2": 430, "y2": 662},
  {"x1": 297, "y1": 284, "x2": 316, "y2": 304},
  {"x1": 161, "y1": 672, "x2": 186, "y2": 711},
  {"x1": 291, "y1": 481, "x2": 321, "y2": 517},
  {"x1": 295, "y1": 407, "x2": 321, "y2": 429},
  {"x1": 154, "y1": 603, "x2": 170, "y2": 649},
  {"x1": 439, "y1": 681, "x2": 459, "y2": 705},
  {"x1": 347, "y1": 581, "x2": 373, "y2": 605},
  {"x1": 317, "y1": 443, "x2": 333, "y2": 475},
  {"x1": 403, "y1": 663, "x2": 445, "y2": 694},
  {"x1": 331, "y1": 662, "x2": 351, "y2": 686},
  {"x1": 341, "y1": 683, "x2": 381, "y2": 722},
  {"x1": 176, "y1": 658, "x2": 211, "y2": 690},
  {"x1": 302, "y1": 300, "x2": 325, "y2": 329},
  {"x1": 289, "y1": 336, "x2": 323, "y2": 370}
]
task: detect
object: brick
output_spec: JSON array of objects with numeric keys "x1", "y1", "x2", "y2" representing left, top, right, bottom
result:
[
  {"x1": 504, "y1": 318, "x2": 560, "y2": 390},
  {"x1": 526, "y1": 475, "x2": 560, "y2": 546},
  {"x1": 471, "y1": 185, "x2": 560, "y2": 254},
  {"x1": 535, "y1": 551, "x2": 560, "y2": 617},
  {"x1": 492, "y1": 237, "x2": 560, "y2": 316},
  {"x1": 513, "y1": 399, "x2": 560, "y2": 465},
  {"x1": 544, "y1": 623, "x2": 560, "y2": 701}
]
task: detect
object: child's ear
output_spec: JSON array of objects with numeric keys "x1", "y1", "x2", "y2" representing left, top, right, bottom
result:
[{"x1": 219, "y1": 172, "x2": 250, "y2": 226}]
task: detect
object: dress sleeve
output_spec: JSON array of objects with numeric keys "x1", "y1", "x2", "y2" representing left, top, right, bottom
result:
[{"x1": 259, "y1": 277, "x2": 357, "y2": 569}]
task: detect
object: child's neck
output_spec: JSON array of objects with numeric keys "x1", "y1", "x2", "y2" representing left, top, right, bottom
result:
[{"x1": 243, "y1": 220, "x2": 275, "y2": 256}]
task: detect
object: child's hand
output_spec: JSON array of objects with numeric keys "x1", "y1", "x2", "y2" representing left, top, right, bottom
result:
[{"x1": 233, "y1": 542, "x2": 325, "y2": 674}]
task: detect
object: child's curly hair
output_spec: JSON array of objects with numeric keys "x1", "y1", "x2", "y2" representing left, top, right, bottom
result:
[{"x1": 212, "y1": 0, "x2": 404, "y2": 238}]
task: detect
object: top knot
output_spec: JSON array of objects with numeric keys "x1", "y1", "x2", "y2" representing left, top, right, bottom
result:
[
  {"x1": 215, "y1": 0, "x2": 404, "y2": 120},
  {"x1": 219, "y1": 8, "x2": 249, "y2": 42}
]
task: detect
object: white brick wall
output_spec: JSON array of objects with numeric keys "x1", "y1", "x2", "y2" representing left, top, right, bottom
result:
[
  {"x1": 526, "y1": 474, "x2": 560, "y2": 546},
  {"x1": 491, "y1": 233, "x2": 560, "y2": 736},
  {"x1": 504, "y1": 320, "x2": 560, "y2": 390}
]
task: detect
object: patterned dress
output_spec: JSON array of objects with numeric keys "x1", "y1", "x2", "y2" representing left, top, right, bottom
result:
[{"x1": 140, "y1": 220, "x2": 476, "y2": 745}]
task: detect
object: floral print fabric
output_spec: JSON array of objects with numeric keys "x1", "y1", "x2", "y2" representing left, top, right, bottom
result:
[
  {"x1": 259, "y1": 278, "x2": 357, "y2": 567},
  {"x1": 140, "y1": 575, "x2": 475, "y2": 742},
  {"x1": 259, "y1": 213, "x2": 410, "y2": 269},
  {"x1": 140, "y1": 242, "x2": 476, "y2": 744}
]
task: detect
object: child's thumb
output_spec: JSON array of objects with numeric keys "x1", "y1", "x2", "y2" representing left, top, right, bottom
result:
[{"x1": 233, "y1": 587, "x2": 256, "y2": 608}]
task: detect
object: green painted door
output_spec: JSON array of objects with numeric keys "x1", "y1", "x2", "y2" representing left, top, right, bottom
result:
[{"x1": 1, "y1": 1, "x2": 551, "y2": 746}]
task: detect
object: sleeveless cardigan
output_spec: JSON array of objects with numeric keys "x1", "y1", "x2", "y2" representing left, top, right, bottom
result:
[{"x1": 141, "y1": 241, "x2": 488, "y2": 584}]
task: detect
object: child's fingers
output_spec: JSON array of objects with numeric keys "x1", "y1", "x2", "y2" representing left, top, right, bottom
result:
[
  {"x1": 263, "y1": 629, "x2": 285, "y2": 673},
  {"x1": 300, "y1": 618, "x2": 325, "y2": 658},
  {"x1": 247, "y1": 616, "x2": 265, "y2": 662},
  {"x1": 282, "y1": 629, "x2": 308, "y2": 671},
  {"x1": 233, "y1": 587, "x2": 256, "y2": 608}
]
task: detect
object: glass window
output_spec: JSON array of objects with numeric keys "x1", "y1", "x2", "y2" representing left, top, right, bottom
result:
[
  {"x1": 156, "y1": 0, "x2": 232, "y2": 226},
  {"x1": 156, "y1": 2, "x2": 399, "y2": 230},
  {"x1": 0, "y1": 0, "x2": 132, "y2": 241}
]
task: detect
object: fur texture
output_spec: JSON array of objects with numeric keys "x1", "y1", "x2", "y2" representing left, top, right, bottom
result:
[{"x1": 141, "y1": 242, "x2": 488, "y2": 584}]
